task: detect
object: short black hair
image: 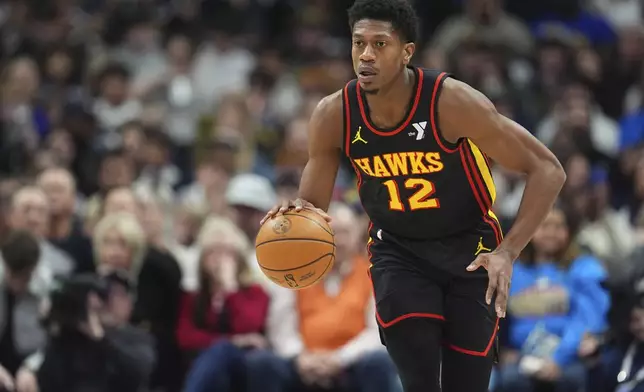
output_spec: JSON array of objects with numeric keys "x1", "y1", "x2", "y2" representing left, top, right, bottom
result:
[
  {"x1": 1, "y1": 230, "x2": 40, "y2": 273},
  {"x1": 97, "y1": 62, "x2": 130, "y2": 84},
  {"x1": 348, "y1": 0, "x2": 419, "y2": 43},
  {"x1": 143, "y1": 127, "x2": 173, "y2": 151},
  {"x1": 100, "y1": 148, "x2": 127, "y2": 165}
]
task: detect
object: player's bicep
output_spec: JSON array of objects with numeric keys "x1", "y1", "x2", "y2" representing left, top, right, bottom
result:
[
  {"x1": 298, "y1": 93, "x2": 343, "y2": 211},
  {"x1": 440, "y1": 80, "x2": 560, "y2": 175}
]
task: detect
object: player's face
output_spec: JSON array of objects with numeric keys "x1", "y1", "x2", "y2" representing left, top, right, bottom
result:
[{"x1": 351, "y1": 19, "x2": 415, "y2": 94}]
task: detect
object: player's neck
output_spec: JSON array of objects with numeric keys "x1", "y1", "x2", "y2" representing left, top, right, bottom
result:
[{"x1": 366, "y1": 67, "x2": 415, "y2": 111}]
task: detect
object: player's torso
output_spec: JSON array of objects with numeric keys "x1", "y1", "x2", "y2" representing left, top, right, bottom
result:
[{"x1": 342, "y1": 67, "x2": 500, "y2": 240}]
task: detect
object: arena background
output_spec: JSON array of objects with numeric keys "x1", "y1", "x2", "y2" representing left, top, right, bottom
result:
[{"x1": 0, "y1": 0, "x2": 643, "y2": 391}]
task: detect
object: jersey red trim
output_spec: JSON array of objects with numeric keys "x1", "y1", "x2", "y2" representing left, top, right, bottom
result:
[
  {"x1": 463, "y1": 142, "x2": 493, "y2": 209},
  {"x1": 459, "y1": 143, "x2": 503, "y2": 244},
  {"x1": 343, "y1": 82, "x2": 353, "y2": 156},
  {"x1": 430, "y1": 72, "x2": 459, "y2": 153},
  {"x1": 356, "y1": 69, "x2": 424, "y2": 136},
  {"x1": 446, "y1": 317, "x2": 500, "y2": 357}
]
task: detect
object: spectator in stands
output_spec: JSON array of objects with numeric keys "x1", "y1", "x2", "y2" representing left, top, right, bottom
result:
[
  {"x1": 8, "y1": 186, "x2": 73, "y2": 293},
  {"x1": 37, "y1": 168, "x2": 94, "y2": 273},
  {"x1": 577, "y1": 167, "x2": 636, "y2": 264},
  {"x1": 274, "y1": 169, "x2": 301, "y2": 202},
  {"x1": 0, "y1": 57, "x2": 46, "y2": 176},
  {"x1": 170, "y1": 203, "x2": 206, "y2": 292},
  {"x1": 93, "y1": 212, "x2": 182, "y2": 391},
  {"x1": 32, "y1": 271, "x2": 155, "y2": 392},
  {"x1": 119, "y1": 122, "x2": 145, "y2": 172},
  {"x1": 0, "y1": 230, "x2": 44, "y2": 381},
  {"x1": 102, "y1": 187, "x2": 139, "y2": 218},
  {"x1": 137, "y1": 192, "x2": 170, "y2": 251},
  {"x1": 92, "y1": 63, "x2": 142, "y2": 136},
  {"x1": 263, "y1": 202, "x2": 399, "y2": 392},
  {"x1": 225, "y1": 173, "x2": 277, "y2": 283},
  {"x1": 495, "y1": 205, "x2": 609, "y2": 392},
  {"x1": 84, "y1": 150, "x2": 136, "y2": 229},
  {"x1": 430, "y1": 0, "x2": 534, "y2": 57},
  {"x1": 178, "y1": 150, "x2": 232, "y2": 214},
  {"x1": 178, "y1": 216, "x2": 269, "y2": 392},
  {"x1": 538, "y1": 81, "x2": 620, "y2": 163},
  {"x1": 589, "y1": 271, "x2": 644, "y2": 392},
  {"x1": 133, "y1": 127, "x2": 180, "y2": 204},
  {"x1": 275, "y1": 116, "x2": 309, "y2": 170},
  {"x1": 45, "y1": 128, "x2": 78, "y2": 174},
  {"x1": 0, "y1": 179, "x2": 21, "y2": 241}
]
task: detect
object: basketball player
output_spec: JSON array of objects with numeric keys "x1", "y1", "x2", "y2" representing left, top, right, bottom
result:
[{"x1": 261, "y1": 0, "x2": 566, "y2": 390}]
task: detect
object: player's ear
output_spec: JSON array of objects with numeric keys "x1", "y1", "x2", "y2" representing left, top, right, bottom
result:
[{"x1": 402, "y1": 42, "x2": 415, "y2": 65}]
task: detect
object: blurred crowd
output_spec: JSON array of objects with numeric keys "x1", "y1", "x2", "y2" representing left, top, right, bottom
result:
[{"x1": 1, "y1": 0, "x2": 644, "y2": 391}]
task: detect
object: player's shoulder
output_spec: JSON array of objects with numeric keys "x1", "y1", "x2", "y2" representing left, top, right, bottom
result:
[
  {"x1": 317, "y1": 89, "x2": 344, "y2": 114},
  {"x1": 310, "y1": 89, "x2": 344, "y2": 126},
  {"x1": 306, "y1": 89, "x2": 345, "y2": 148},
  {"x1": 439, "y1": 75, "x2": 495, "y2": 112}
]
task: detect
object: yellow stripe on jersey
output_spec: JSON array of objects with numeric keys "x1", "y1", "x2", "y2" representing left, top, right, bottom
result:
[
  {"x1": 467, "y1": 139, "x2": 496, "y2": 204},
  {"x1": 487, "y1": 209, "x2": 504, "y2": 239}
]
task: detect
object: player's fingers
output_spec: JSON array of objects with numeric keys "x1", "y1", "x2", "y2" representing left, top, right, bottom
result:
[
  {"x1": 278, "y1": 199, "x2": 292, "y2": 213},
  {"x1": 293, "y1": 198, "x2": 304, "y2": 212},
  {"x1": 495, "y1": 274, "x2": 510, "y2": 318},
  {"x1": 485, "y1": 270, "x2": 498, "y2": 305},
  {"x1": 260, "y1": 207, "x2": 279, "y2": 225},
  {"x1": 316, "y1": 208, "x2": 332, "y2": 222},
  {"x1": 466, "y1": 255, "x2": 485, "y2": 271}
]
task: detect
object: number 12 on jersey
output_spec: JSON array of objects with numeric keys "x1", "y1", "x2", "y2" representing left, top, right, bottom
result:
[{"x1": 383, "y1": 178, "x2": 440, "y2": 211}]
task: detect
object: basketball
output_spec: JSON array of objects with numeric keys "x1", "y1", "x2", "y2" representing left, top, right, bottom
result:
[{"x1": 255, "y1": 209, "x2": 335, "y2": 289}]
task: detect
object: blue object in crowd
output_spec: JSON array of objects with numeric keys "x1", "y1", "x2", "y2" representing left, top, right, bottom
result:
[
  {"x1": 531, "y1": 11, "x2": 616, "y2": 46},
  {"x1": 620, "y1": 110, "x2": 644, "y2": 151}
]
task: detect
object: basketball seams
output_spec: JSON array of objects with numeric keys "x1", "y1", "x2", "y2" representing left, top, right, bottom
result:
[
  {"x1": 258, "y1": 252, "x2": 335, "y2": 272},
  {"x1": 262, "y1": 254, "x2": 335, "y2": 290},
  {"x1": 256, "y1": 210, "x2": 336, "y2": 289},
  {"x1": 255, "y1": 238, "x2": 336, "y2": 247},
  {"x1": 299, "y1": 254, "x2": 334, "y2": 289},
  {"x1": 282, "y1": 211, "x2": 335, "y2": 236}
]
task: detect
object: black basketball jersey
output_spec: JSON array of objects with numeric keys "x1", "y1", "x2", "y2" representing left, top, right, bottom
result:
[{"x1": 342, "y1": 67, "x2": 502, "y2": 241}]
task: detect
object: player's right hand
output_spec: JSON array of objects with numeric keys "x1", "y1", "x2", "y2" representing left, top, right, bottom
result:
[{"x1": 260, "y1": 198, "x2": 331, "y2": 225}]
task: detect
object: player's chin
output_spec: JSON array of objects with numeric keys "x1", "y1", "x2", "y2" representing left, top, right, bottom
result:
[{"x1": 359, "y1": 81, "x2": 380, "y2": 95}]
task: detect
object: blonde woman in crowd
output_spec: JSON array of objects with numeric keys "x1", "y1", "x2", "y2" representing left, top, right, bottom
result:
[
  {"x1": 93, "y1": 212, "x2": 183, "y2": 391},
  {"x1": 169, "y1": 202, "x2": 207, "y2": 292},
  {"x1": 177, "y1": 215, "x2": 270, "y2": 392},
  {"x1": 93, "y1": 212, "x2": 147, "y2": 278}
]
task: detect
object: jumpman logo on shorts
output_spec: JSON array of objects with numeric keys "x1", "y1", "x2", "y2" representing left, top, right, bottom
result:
[
  {"x1": 352, "y1": 126, "x2": 368, "y2": 144},
  {"x1": 474, "y1": 237, "x2": 491, "y2": 256}
]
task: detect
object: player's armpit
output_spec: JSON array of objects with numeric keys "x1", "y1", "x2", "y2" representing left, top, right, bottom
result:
[{"x1": 297, "y1": 90, "x2": 344, "y2": 212}]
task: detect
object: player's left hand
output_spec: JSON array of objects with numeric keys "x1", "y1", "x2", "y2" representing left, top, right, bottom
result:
[{"x1": 467, "y1": 249, "x2": 513, "y2": 318}]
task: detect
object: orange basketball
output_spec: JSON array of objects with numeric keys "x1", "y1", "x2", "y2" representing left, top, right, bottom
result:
[{"x1": 255, "y1": 209, "x2": 335, "y2": 289}]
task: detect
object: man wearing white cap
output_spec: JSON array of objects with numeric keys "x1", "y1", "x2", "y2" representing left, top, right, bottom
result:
[{"x1": 225, "y1": 173, "x2": 277, "y2": 286}]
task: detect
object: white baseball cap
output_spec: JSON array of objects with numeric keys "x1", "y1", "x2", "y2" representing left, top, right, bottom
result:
[{"x1": 225, "y1": 173, "x2": 277, "y2": 212}]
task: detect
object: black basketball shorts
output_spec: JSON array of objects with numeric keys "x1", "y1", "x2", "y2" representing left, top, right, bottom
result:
[{"x1": 367, "y1": 219, "x2": 500, "y2": 358}]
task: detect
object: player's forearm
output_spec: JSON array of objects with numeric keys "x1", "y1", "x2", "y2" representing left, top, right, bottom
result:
[
  {"x1": 497, "y1": 162, "x2": 566, "y2": 260},
  {"x1": 297, "y1": 159, "x2": 338, "y2": 211}
]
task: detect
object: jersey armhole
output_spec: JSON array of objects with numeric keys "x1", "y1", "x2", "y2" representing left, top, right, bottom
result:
[
  {"x1": 342, "y1": 82, "x2": 353, "y2": 156},
  {"x1": 430, "y1": 73, "x2": 461, "y2": 153}
]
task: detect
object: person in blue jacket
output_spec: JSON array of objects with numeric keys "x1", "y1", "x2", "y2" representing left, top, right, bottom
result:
[{"x1": 495, "y1": 204, "x2": 609, "y2": 392}]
